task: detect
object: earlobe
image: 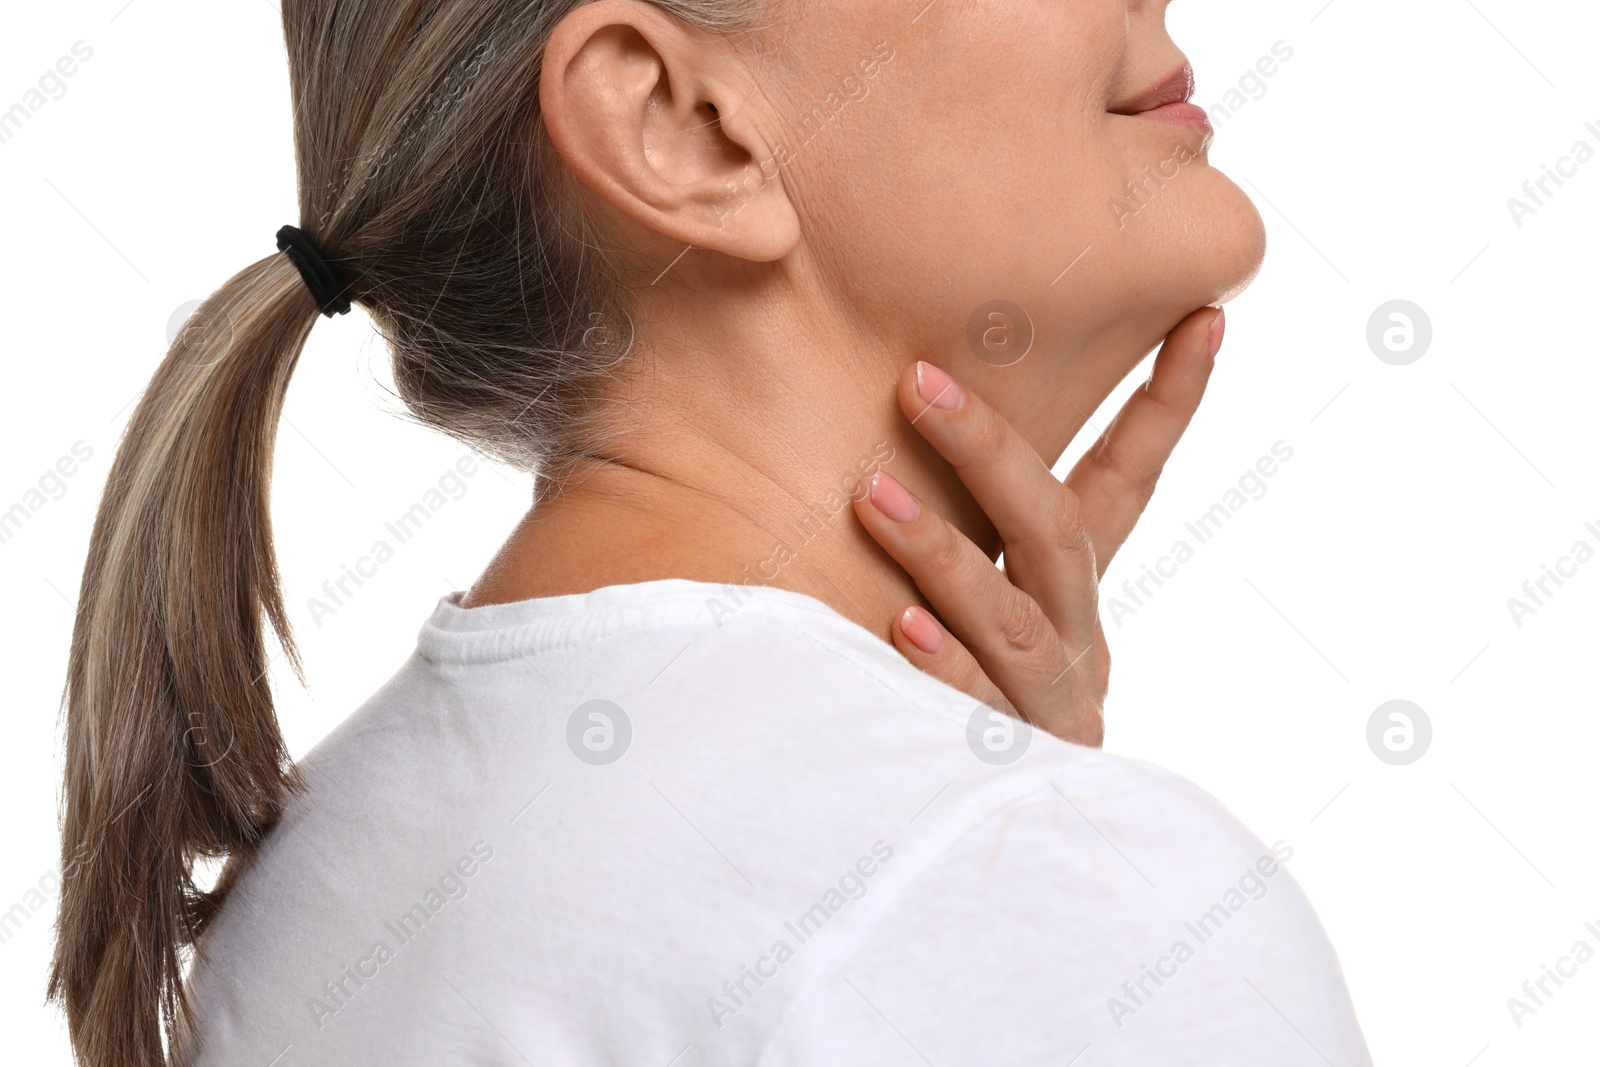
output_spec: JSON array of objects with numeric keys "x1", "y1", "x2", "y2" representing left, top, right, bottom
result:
[{"x1": 538, "y1": 0, "x2": 800, "y2": 265}]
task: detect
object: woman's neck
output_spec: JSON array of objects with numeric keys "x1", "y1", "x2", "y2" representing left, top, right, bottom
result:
[
  {"x1": 458, "y1": 303, "x2": 1158, "y2": 641},
  {"x1": 458, "y1": 402, "x2": 962, "y2": 639}
]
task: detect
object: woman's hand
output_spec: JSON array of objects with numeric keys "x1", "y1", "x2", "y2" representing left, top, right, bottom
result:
[{"x1": 851, "y1": 306, "x2": 1226, "y2": 748}]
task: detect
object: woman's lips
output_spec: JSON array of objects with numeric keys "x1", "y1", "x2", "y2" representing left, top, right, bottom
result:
[
  {"x1": 1110, "y1": 62, "x2": 1212, "y2": 132},
  {"x1": 1130, "y1": 100, "x2": 1212, "y2": 131}
]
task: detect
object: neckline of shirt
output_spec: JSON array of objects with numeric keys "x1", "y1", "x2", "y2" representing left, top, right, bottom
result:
[
  {"x1": 416, "y1": 577, "x2": 867, "y2": 665},
  {"x1": 412, "y1": 575, "x2": 1119, "y2": 789}
]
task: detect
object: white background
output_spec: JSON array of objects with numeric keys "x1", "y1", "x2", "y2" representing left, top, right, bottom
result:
[{"x1": 1, "y1": 0, "x2": 1596, "y2": 1064}]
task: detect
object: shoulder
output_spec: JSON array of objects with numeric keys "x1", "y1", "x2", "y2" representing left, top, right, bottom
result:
[
  {"x1": 751, "y1": 751, "x2": 1368, "y2": 1066},
  {"x1": 698, "y1": 595, "x2": 1365, "y2": 1063},
  {"x1": 184, "y1": 582, "x2": 1366, "y2": 1065}
]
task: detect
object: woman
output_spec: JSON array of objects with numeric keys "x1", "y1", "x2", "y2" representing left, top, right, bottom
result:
[{"x1": 50, "y1": 0, "x2": 1370, "y2": 1064}]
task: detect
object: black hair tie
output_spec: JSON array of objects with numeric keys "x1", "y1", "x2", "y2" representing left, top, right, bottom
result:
[{"x1": 275, "y1": 224, "x2": 352, "y2": 317}]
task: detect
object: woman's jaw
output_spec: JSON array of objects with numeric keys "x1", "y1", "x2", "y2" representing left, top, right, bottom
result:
[{"x1": 464, "y1": 0, "x2": 1266, "y2": 635}]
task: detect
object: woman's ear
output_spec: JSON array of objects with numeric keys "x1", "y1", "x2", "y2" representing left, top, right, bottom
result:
[{"x1": 539, "y1": 0, "x2": 800, "y2": 264}]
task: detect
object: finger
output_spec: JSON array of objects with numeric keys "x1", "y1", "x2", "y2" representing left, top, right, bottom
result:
[
  {"x1": 895, "y1": 605, "x2": 1104, "y2": 748},
  {"x1": 851, "y1": 471, "x2": 1101, "y2": 726},
  {"x1": 891, "y1": 605, "x2": 1014, "y2": 714},
  {"x1": 1065, "y1": 305, "x2": 1223, "y2": 574},
  {"x1": 894, "y1": 361, "x2": 1098, "y2": 631}
]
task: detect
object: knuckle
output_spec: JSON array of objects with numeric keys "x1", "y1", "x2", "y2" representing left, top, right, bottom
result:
[
  {"x1": 1053, "y1": 491, "x2": 1090, "y2": 549},
  {"x1": 1090, "y1": 440, "x2": 1160, "y2": 501},
  {"x1": 1124, "y1": 467, "x2": 1161, "y2": 511},
  {"x1": 994, "y1": 591, "x2": 1053, "y2": 655},
  {"x1": 924, "y1": 520, "x2": 970, "y2": 576},
  {"x1": 1025, "y1": 489, "x2": 1091, "y2": 561},
  {"x1": 970, "y1": 405, "x2": 1012, "y2": 461}
]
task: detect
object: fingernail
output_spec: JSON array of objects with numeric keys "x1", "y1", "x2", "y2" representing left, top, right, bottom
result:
[
  {"x1": 900, "y1": 606, "x2": 945, "y2": 655},
  {"x1": 868, "y1": 471, "x2": 921, "y2": 523},
  {"x1": 916, "y1": 361, "x2": 963, "y2": 410},
  {"x1": 1208, "y1": 308, "x2": 1226, "y2": 359}
]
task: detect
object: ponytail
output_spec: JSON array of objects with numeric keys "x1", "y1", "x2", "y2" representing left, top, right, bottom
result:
[
  {"x1": 48, "y1": 252, "x2": 325, "y2": 1066},
  {"x1": 48, "y1": 0, "x2": 774, "y2": 1060}
]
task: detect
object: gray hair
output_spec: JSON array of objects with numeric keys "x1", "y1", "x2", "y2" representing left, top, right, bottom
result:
[{"x1": 48, "y1": 1, "x2": 771, "y2": 1064}]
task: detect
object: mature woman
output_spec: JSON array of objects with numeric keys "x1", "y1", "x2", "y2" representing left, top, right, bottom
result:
[{"x1": 49, "y1": 0, "x2": 1370, "y2": 1064}]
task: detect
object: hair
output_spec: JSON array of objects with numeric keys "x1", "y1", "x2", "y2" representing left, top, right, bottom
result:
[{"x1": 47, "y1": 0, "x2": 770, "y2": 1063}]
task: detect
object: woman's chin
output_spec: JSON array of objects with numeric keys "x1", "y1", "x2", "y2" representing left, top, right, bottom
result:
[
  {"x1": 1112, "y1": 169, "x2": 1267, "y2": 318},
  {"x1": 1195, "y1": 170, "x2": 1268, "y2": 305}
]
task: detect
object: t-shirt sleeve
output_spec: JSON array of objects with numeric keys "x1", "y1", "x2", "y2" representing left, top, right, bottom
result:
[{"x1": 756, "y1": 761, "x2": 1372, "y2": 1067}]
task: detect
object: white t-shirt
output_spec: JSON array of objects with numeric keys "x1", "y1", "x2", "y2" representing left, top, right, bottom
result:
[{"x1": 181, "y1": 578, "x2": 1371, "y2": 1066}]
